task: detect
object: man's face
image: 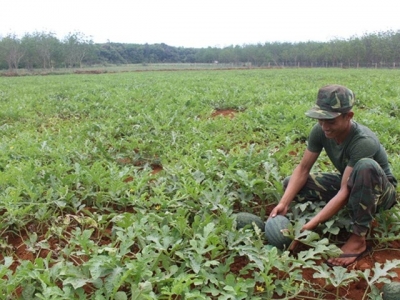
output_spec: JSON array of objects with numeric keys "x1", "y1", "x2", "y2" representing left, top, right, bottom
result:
[{"x1": 317, "y1": 114, "x2": 351, "y2": 140}]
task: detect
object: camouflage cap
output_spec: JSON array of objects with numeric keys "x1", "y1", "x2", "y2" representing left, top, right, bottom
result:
[{"x1": 305, "y1": 84, "x2": 355, "y2": 119}]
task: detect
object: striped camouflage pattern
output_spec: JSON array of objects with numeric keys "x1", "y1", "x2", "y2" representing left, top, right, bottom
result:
[
  {"x1": 283, "y1": 158, "x2": 397, "y2": 236},
  {"x1": 305, "y1": 84, "x2": 356, "y2": 119}
]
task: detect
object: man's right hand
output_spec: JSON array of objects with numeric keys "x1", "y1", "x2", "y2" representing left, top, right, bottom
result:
[{"x1": 269, "y1": 203, "x2": 289, "y2": 218}]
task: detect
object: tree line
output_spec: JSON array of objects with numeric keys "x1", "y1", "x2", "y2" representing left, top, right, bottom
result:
[{"x1": 1, "y1": 29, "x2": 399, "y2": 71}]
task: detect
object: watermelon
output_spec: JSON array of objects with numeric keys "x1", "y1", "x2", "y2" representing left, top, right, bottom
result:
[
  {"x1": 382, "y1": 282, "x2": 400, "y2": 300},
  {"x1": 235, "y1": 212, "x2": 265, "y2": 232},
  {"x1": 264, "y1": 215, "x2": 292, "y2": 249}
]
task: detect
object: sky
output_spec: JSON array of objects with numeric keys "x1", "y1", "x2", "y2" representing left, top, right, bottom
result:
[{"x1": 1, "y1": 0, "x2": 399, "y2": 48}]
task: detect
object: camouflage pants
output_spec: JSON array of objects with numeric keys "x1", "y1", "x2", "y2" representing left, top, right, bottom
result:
[{"x1": 283, "y1": 158, "x2": 397, "y2": 236}]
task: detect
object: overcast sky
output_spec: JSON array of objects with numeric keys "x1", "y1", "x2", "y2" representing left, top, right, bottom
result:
[{"x1": 1, "y1": 0, "x2": 399, "y2": 48}]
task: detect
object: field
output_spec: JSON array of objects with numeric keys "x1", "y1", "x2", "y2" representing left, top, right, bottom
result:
[{"x1": 1, "y1": 68, "x2": 400, "y2": 299}]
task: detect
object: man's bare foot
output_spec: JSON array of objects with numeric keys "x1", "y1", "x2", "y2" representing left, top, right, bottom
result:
[{"x1": 326, "y1": 233, "x2": 368, "y2": 267}]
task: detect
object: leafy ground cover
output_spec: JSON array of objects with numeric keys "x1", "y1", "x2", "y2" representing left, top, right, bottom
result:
[{"x1": 0, "y1": 68, "x2": 400, "y2": 299}]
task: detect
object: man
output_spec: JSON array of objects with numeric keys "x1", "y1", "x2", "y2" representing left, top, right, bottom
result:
[{"x1": 270, "y1": 84, "x2": 397, "y2": 267}]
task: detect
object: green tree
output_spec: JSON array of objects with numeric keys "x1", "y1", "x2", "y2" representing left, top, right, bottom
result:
[
  {"x1": 21, "y1": 33, "x2": 41, "y2": 69},
  {"x1": 218, "y1": 46, "x2": 237, "y2": 64},
  {"x1": 390, "y1": 31, "x2": 400, "y2": 67},
  {"x1": 363, "y1": 32, "x2": 381, "y2": 67},
  {"x1": 63, "y1": 32, "x2": 94, "y2": 68},
  {"x1": 0, "y1": 33, "x2": 25, "y2": 70},
  {"x1": 195, "y1": 47, "x2": 218, "y2": 63},
  {"x1": 32, "y1": 32, "x2": 61, "y2": 69},
  {"x1": 348, "y1": 36, "x2": 366, "y2": 68}
]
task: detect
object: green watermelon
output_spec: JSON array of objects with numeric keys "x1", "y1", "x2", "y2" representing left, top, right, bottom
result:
[
  {"x1": 264, "y1": 215, "x2": 292, "y2": 249},
  {"x1": 235, "y1": 212, "x2": 265, "y2": 232},
  {"x1": 382, "y1": 282, "x2": 400, "y2": 300}
]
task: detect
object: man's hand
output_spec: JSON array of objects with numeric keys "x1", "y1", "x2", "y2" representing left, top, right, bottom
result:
[
  {"x1": 269, "y1": 203, "x2": 289, "y2": 218},
  {"x1": 288, "y1": 220, "x2": 318, "y2": 252},
  {"x1": 289, "y1": 239, "x2": 300, "y2": 251}
]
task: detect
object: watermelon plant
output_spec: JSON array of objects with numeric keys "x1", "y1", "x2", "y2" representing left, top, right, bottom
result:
[{"x1": 0, "y1": 68, "x2": 400, "y2": 299}]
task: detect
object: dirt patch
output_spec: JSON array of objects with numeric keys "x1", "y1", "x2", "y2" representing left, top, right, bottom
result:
[
  {"x1": 211, "y1": 109, "x2": 238, "y2": 119},
  {"x1": 116, "y1": 151, "x2": 163, "y2": 182},
  {"x1": 74, "y1": 70, "x2": 106, "y2": 74}
]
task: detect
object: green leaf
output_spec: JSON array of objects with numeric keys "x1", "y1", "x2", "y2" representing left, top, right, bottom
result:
[
  {"x1": 189, "y1": 255, "x2": 201, "y2": 274},
  {"x1": 63, "y1": 277, "x2": 89, "y2": 289},
  {"x1": 358, "y1": 259, "x2": 400, "y2": 285},
  {"x1": 225, "y1": 273, "x2": 236, "y2": 286},
  {"x1": 203, "y1": 222, "x2": 215, "y2": 237},
  {"x1": 114, "y1": 291, "x2": 128, "y2": 300},
  {"x1": 21, "y1": 284, "x2": 35, "y2": 300},
  {"x1": 3, "y1": 256, "x2": 13, "y2": 268},
  {"x1": 313, "y1": 264, "x2": 359, "y2": 288}
]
